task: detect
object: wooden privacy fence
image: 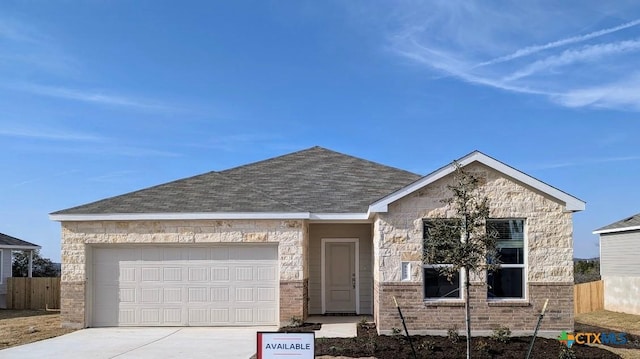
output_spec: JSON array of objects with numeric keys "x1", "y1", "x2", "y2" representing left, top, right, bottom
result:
[
  {"x1": 6, "y1": 277, "x2": 61, "y2": 310},
  {"x1": 574, "y1": 280, "x2": 604, "y2": 314}
]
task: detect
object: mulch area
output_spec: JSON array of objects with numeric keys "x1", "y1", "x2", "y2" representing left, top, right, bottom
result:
[{"x1": 311, "y1": 323, "x2": 622, "y2": 358}]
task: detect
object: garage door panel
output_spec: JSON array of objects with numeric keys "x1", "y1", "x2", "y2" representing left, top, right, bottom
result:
[
  {"x1": 257, "y1": 308, "x2": 276, "y2": 323},
  {"x1": 188, "y1": 267, "x2": 209, "y2": 281},
  {"x1": 164, "y1": 288, "x2": 183, "y2": 302},
  {"x1": 211, "y1": 267, "x2": 229, "y2": 281},
  {"x1": 211, "y1": 308, "x2": 229, "y2": 323},
  {"x1": 141, "y1": 267, "x2": 161, "y2": 282},
  {"x1": 163, "y1": 308, "x2": 183, "y2": 324},
  {"x1": 210, "y1": 287, "x2": 229, "y2": 301},
  {"x1": 257, "y1": 287, "x2": 276, "y2": 301},
  {"x1": 235, "y1": 267, "x2": 253, "y2": 281},
  {"x1": 235, "y1": 308, "x2": 253, "y2": 323},
  {"x1": 163, "y1": 267, "x2": 183, "y2": 281},
  {"x1": 188, "y1": 287, "x2": 208, "y2": 302},
  {"x1": 92, "y1": 245, "x2": 278, "y2": 327},
  {"x1": 120, "y1": 267, "x2": 136, "y2": 282},
  {"x1": 118, "y1": 309, "x2": 136, "y2": 325},
  {"x1": 236, "y1": 287, "x2": 254, "y2": 301},
  {"x1": 119, "y1": 288, "x2": 137, "y2": 303},
  {"x1": 257, "y1": 266, "x2": 276, "y2": 281},
  {"x1": 141, "y1": 309, "x2": 161, "y2": 324}
]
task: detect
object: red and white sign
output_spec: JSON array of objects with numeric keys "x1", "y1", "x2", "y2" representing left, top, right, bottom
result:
[{"x1": 256, "y1": 332, "x2": 315, "y2": 359}]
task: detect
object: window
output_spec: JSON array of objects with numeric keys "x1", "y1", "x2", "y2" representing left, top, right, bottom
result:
[
  {"x1": 487, "y1": 219, "x2": 525, "y2": 299},
  {"x1": 422, "y1": 219, "x2": 462, "y2": 299}
]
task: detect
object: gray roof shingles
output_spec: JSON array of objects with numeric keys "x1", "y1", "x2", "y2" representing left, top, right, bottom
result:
[
  {"x1": 595, "y1": 212, "x2": 640, "y2": 232},
  {"x1": 0, "y1": 233, "x2": 40, "y2": 247},
  {"x1": 53, "y1": 146, "x2": 422, "y2": 215}
]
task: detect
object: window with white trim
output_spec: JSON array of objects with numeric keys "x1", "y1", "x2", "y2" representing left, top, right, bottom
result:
[
  {"x1": 487, "y1": 219, "x2": 525, "y2": 299},
  {"x1": 422, "y1": 219, "x2": 461, "y2": 299}
]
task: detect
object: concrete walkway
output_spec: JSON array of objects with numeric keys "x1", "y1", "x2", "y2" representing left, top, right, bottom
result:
[
  {"x1": 308, "y1": 315, "x2": 369, "y2": 338},
  {"x1": 0, "y1": 326, "x2": 277, "y2": 359}
]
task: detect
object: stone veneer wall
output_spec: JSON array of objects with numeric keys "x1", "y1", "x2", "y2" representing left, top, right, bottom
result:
[
  {"x1": 60, "y1": 219, "x2": 308, "y2": 328},
  {"x1": 373, "y1": 162, "x2": 575, "y2": 335}
]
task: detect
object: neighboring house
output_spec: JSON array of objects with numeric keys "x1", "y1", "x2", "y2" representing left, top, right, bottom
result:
[
  {"x1": 0, "y1": 233, "x2": 41, "y2": 308},
  {"x1": 50, "y1": 147, "x2": 584, "y2": 336},
  {"x1": 593, "y1": 213, "x2": 640, "y2": 315}
]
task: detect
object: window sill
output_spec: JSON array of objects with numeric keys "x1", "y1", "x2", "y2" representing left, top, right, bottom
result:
[
  {"x1": 487, "y1": 300, "x2": 530, "y2": 307},
  {"x1": 423, "y1": 300, "x2": 465, "y2": 307}
]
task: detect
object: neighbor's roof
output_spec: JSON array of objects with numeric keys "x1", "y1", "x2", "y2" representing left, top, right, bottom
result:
[
  {"x1": 51, "y1": 146, "x2": 421, "y2": 218},
  {"x1": 593, "y1": 212, "x2": 640, "y2": 235},
  {"x1": 0, "y1": 233, "x2": 40, "y2": 249}
]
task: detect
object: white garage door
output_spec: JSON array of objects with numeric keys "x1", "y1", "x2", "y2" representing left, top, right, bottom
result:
[{"x1": 91, "y1": 245, "x2": 279, "y2": 327}]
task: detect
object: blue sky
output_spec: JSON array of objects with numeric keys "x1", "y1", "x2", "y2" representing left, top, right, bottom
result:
[{"x1": 1, "y1": 1, "x2": 639, "y2": 262}]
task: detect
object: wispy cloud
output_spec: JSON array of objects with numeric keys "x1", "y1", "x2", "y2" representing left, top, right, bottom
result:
[
  {"x1": 0, "y1": 126, "x2": 107, "y2": 142},
  {"x1": 530, "y1": 156, "x2": 640, "y2": 170},
  {"x1": 504, "y1": 39, "x2": 640, "y2": 82},
  {"x1": 89, "y1": 170, "x2": 139, "y2": 183},
  {"x1": 12, "y1": 170, "x2": 80, "y2": 188},
  {"x1": 0, "y1": 17, "x2": 80, "y2": 76},
  {"x1": 373, "y1": 2, "x2": 640, "y2": 111},
  {"x1": 16, "y1": 83, "x2": 179, "y2": 112},
  {"x1": 11, "y1": 142, "x2": 181, "y2": 158},
  {"x1": 477, "y1": 18, "x2": 640, "y2": 67}
]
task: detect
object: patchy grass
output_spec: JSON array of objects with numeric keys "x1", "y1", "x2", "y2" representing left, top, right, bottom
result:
[
  {"x1": 0, "y1": 309, "x2": 76, "y2": 349},
  {"x1": 576, "y1": 310, "x2": 640, "y2": 336}
]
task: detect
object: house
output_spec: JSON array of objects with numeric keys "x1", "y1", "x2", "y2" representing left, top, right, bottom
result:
[
  {"x1": 0, "y1": 232, "x2": 41, "y2": 308},
  {"x1": 50, "y1": 147, "x2": 584, "y2": 336},
  {"x1": 593, "y1": 212, "x2": 640, "y2": 315}
]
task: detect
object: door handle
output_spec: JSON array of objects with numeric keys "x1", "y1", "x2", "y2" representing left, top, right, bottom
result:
[{"x1": 352, "y1": 273, "x2": 356, "y2": 289}]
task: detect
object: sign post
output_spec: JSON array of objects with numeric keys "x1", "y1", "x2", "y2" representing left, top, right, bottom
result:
[{"x1": 257, "y1": 332, "x2": 315, "y2": 359}]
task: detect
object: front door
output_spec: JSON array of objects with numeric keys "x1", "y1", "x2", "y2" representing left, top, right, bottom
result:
[{"x1": 324, "y1": 241, "x2": 356, "y2": 313}]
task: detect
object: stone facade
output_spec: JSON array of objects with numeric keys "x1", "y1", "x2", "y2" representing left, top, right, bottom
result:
[
  {"x1": 372, "y1": 162, "x2": 574, "y2": 334},
  {"x1": 60, "y1": 219, "x2": 308, "y2": 328}
]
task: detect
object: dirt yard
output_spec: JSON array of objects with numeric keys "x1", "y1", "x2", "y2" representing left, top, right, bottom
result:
[
  {"x1": 0, "y1": 309, "x2": 76, "y2": 349},
  {"x1": 577, "y1": 310, "x2": 640, "y2": 336},
  {"x1": 576, "y1": 310, "x2": 640, "y2": 359}
]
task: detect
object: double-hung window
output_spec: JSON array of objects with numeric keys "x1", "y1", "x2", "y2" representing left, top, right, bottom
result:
[
  {"x1": 487, "y1": 219, "x2": 525, "y2": 299},
  {"x1": 422, "y1": 219, "x2": 461, "y2": 299}
]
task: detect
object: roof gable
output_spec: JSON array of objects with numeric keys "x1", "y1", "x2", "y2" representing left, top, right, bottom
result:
[
  {"x1": 369, "y1": 151, "x2": 585, "y2": 213},
  {"x1": 593, "y1": 212, "x2": 640, "y2": 234},
  {"x1": 0, "y1": 233, "x2": 40, "y2": 249}
]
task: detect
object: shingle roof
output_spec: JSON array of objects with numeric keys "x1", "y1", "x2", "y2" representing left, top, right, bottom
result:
[
  {"x1": 53, "y1": 146, "x2": 422, "y2": 215},
  {"x1": 594, "y1": 212, "x2": 640, "y2": 233},
  {"x1": 0, "y1": 233, "x2": 40, "y2": 248}
]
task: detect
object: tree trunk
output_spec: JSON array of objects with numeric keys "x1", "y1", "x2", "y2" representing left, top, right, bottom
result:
[{"x1": 465, "y1": 266, "x2": 471, "y2": 359}]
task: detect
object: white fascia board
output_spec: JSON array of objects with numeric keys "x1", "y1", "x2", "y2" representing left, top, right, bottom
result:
[
  {"x1": 0, "y1": 245, "x2": 40, "y2": 250},
  {"x1": 309, "y1": 213, "x2": 370, "y2": 220},
  {"x1": 369, "y1": 151, "x2": 586, "y2": 213},
  {"x1": 593, "y1": 225, "x2": 640, "y2": 235},
  {"x1": 50, "y1": 212, "x2": 372, "y2": 222},
  {"x1": 49, "y1": 212, "x2": 311, "y2": 222}
]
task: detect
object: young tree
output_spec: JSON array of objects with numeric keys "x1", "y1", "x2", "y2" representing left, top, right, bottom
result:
[
  {"x1": 423, "y1": 163, "x2": 500, "y2": 359},
  {"x1": 12, "y1": 250, "x2": 60, "y2": 277}
]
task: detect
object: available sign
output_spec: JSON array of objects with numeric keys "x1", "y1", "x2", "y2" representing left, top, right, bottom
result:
[{"x1": 256, "y1": 332, "x2": 315, "y2": 359}]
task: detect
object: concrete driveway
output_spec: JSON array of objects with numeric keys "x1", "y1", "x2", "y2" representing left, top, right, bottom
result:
[{"x1": 0, "y1": 326, "x2": 277, "y2": 359}]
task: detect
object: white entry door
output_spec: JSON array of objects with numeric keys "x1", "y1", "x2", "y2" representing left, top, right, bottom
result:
[
  {"x1": 324, "y1": 241, "x2": 357, "y2": 313},
  {"x1": 91, "y1": 245, "x2": 278, "y2": 327}
]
